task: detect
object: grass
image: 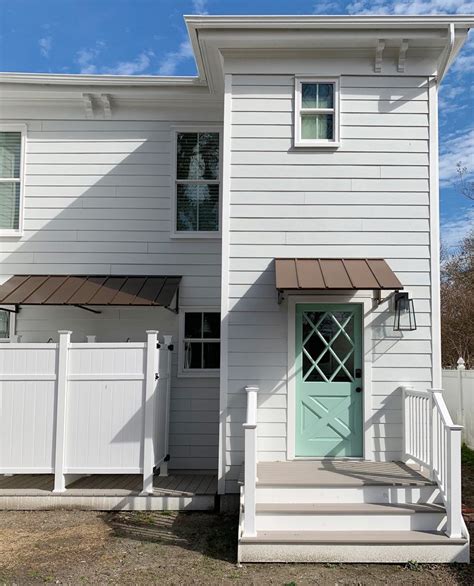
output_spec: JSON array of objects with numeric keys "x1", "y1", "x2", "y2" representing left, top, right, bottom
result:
[{"x1": 461, "y1": 444, "x2": 474, "y2": 467}]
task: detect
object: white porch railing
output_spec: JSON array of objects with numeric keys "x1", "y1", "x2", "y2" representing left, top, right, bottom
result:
[
  {"x1": 402, "y1": 386, "x2": 464, "y2": 538},
  {"x1": 243, "y1": 385, "x2": 259, "y2": 537},
  {"x1": 0, "y1": 330, "x2": 173, "y2": 495}
]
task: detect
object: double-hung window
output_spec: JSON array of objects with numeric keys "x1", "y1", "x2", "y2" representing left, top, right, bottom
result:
[
  {"x1": 179, "y1": 310, "x2": 220, "y2": 376},
  {"x1": 0, "y1": 126, "x2": 25, "y2": 235},
  {"x1": 174, "y1": 130, "x2": 220, "y2": 236},
  {"x1": 295, "y1": 78, "x2": 339, "y2": 147}
]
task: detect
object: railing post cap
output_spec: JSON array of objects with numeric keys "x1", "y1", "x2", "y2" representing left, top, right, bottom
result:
[
  {"x1": 428, "y1": 388, "x2": 443, "y2": 393},
  {"x1": 457, "y1": 357, "x2": 466, "y2": 370},
  {"x1": 58, "y1": 330, "x2": 72, "y2": 335},
  {"x1": 245, "y1": 385, "x2": 259, "y2": 393},
  {"x1": 163, "y1": 334, "x2": 173, "y2": 343},
  {"x1": 146, "y1": 330, "x2": 159, "y2": 335}
]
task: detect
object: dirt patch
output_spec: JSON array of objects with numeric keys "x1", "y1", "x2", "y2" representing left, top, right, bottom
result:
[{"x1": 0, "y1": 509, "x2": 472, "y2": 585}]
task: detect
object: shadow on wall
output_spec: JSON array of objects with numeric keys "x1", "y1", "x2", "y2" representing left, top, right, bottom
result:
[{"x1": 2, "y1": 120, "x2": 220, "y2": 343}]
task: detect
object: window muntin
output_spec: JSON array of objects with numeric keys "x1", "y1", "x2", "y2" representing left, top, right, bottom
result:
[
  {"x1": 0, "y1": 131, "x2": 23, "y2": 232},
  {"x1": 295, "y1": 79, "x2": 339, "y2": 146},
  {"x1": 175, "y1": 132, "x2": 220, "y2": 233},
  {"x1": 183, "y1": 311, "x2": 220, "y2": 371}
]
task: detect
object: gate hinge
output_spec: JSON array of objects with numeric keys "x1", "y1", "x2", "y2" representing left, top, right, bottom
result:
[{"x1": 155, "y1": 373, "x2": 159, "y2": 380}]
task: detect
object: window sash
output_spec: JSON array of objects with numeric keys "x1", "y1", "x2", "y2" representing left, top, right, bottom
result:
[
  {"x1": 174, "y1": 130, "x2": 221, "y2": 235},
  {"x1": 295, "y1": 79, "x2": 339, "y2": 146},
  {"x1": 0, "y1": 127, "x2": 25, "y2": 234}
]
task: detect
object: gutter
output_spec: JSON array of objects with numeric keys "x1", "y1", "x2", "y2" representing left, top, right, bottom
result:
[{"x1": 437, "y1": 23, "x2": 456, "y2": 83}]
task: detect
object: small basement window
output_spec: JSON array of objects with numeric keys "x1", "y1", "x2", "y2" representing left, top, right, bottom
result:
[
  {"x1": 179, "y1": 310, "x2": 220, "y2": 376},
  {"x1": 294, "y1": 78, "x2": 340, "y2": 147},
  {"x1": 0, "y1": 126, "x2": 26, "y2": 235}
]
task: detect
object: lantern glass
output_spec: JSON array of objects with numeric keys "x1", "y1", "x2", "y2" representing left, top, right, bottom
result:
[{"x1": 393, "y1": 291, "x2": 417, "y2": 331}]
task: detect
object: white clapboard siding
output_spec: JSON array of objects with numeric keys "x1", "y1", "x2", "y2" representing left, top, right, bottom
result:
[
  {"x1": 1, "y1": 110, "x2": 223, "y2": 473},
  {"x1": 223, "y1": 72, "x2": 433, "y2": 489}
]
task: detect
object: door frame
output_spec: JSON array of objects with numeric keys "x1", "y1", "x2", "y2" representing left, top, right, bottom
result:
[{"x1": 287, "y1": 293, "x2": 374, "y2": 461}]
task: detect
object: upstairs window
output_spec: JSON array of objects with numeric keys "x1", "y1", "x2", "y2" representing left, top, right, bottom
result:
[
  {"x1": 294, "y1": 78, "x2": 340, "y2": 147},
  {"x1": 0, "y1": 127, "x2": 25, "y2": 235},
  {"x1": 174, "y1": 130, "x2": 220, "y2": 236},
  {"x1": 179, "y1": 310, "x2": 220, "y2": 376}
]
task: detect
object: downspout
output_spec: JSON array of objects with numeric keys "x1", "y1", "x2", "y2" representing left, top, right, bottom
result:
[{"x1": 437, "y1": 23, "x2": 456, "y2": 83}]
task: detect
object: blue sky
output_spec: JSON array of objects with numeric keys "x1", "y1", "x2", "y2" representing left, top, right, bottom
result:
[{"x1": 0, "y1": 0, "x2": 473, "y2": 247}]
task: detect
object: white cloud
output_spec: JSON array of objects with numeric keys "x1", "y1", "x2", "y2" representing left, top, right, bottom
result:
[
  {"x1": 75, "y1": 41, "x2": 105, "y2": 74},
  {"x1": 39, "y1": 36, "x2": 52, "y2": 58},
  {"x1": 102, "y1": 51, "x2": 154, "y2": 75},
  {"x1": 439, "y1": 127, "x2": 474, "y2": 185},
  {"x1": 441, "y1": 208, "x2": 474, "y2": 248},
  {"x1": 347, "y1": 0, "x2": 474, "y2": 15},
  {"x1": 313, "y1": 1, "x2": 343, "y2": 13},
  {"x1": 75, "y1": 42, "x2": 152, "y2": 76},
  {"x1": 192, "y1": 0, "x2": 208, "y2": 13},
  {"x1": 157, "y1": 39, "x2": 194, "y2": 75},
  {"x1": 449, "y1": 42, "x2": 474, "y2": 76}
]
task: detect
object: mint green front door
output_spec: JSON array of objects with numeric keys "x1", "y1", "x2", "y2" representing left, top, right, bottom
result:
[{"x1": 295, "y1": 303, "x2": 363, "y2": 457}]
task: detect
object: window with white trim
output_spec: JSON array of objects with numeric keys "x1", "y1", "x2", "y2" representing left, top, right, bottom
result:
[
  {"x1": 179, "y1": 310, "x2": 220, "y2": 375},
  {"x1": 0, "y1": 128, "x2": 25, "y2": 234},
  {"x1": 174, "y1": 131, "x2": 220, "y2": 235},
  {"x1": 0, "y1": 308, "x2": 14, "y2": 340},
  {"x1": 294, "y1": 78, "x2": 339, "y2": 147}
]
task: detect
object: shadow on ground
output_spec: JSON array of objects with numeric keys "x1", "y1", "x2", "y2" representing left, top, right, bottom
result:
[{"x1": 104, "y1": 510, "x2": 239, "y2": 563}]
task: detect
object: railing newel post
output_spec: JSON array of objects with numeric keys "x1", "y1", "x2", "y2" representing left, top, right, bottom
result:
[{"x1": 243, "y1": 385, "x2": 259, "y2": 538}]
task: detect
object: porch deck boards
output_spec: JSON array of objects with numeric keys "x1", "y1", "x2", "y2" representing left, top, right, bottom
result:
[
  {"x1": 256, "y1": 460, "x2": 434, "y2": 486},
  {"x1": 0, "y1": 473, "x2": 217, "y2": 497}
]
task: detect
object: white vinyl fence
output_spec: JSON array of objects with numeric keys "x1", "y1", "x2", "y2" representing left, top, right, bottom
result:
[
  {"x1": 0, "y1": 330, "x2": 172, "y2": 494},
  {"x1": 442, "y1": 366, "x2": 474, "y2": 450}
]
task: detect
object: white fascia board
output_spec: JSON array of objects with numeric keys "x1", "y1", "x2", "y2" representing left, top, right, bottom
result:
[
  {"x1": 184, "y1": 14, "x2": 474, "y2": 30},
  {"x1": 0, "y1": 72, "x2": 203, "y2": 87}
]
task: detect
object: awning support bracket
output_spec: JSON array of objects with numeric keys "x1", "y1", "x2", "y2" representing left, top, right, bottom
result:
[
  {"x1": 73, "y1": 304, "x2": 102, "y2": 314},
  {"x1": 374, "y1": 290, "x2": 398, "y2": 306},
  {"x1": 277, "y1": 290, "x2": 285, "y2": 305},
  {"x1": 164, "y1": 287, "x2": 179, "y2": 314},
  {"x1": 0, "y1": 305, "x2": 19, "y2": 314}
]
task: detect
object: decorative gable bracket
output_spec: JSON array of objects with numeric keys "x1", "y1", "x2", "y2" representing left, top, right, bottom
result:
[
  {"x1": 81, "y1": 92, "x2": 113, "y2": 119},
  {"x1": 398, "y1": 39, "x2": 409, "y2": 72},
  {"x1": 374, "y1": 39, "x2": 385, "y2": 73}
]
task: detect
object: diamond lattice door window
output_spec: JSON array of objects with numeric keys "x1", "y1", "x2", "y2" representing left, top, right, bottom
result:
[{"x1": 295, "y1": 303, "x2": 363, "y2": 457}]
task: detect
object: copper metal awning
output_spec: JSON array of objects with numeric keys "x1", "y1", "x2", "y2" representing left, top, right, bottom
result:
[
  {"x1": 275, "y1": 258, "x2": 402, "y2": 293},
  {"x1": 0, "y1": 275, "x2": 181, "y2": 312}
]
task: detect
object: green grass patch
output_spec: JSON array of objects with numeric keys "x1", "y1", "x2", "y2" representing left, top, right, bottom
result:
[{"x1": 461, "y1": 444, "x2": 474, "y2": 468}]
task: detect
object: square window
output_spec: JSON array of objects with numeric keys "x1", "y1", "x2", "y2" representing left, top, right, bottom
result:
[{"x1": 181, "y1": 310, "x2": 220, "y2": 375}]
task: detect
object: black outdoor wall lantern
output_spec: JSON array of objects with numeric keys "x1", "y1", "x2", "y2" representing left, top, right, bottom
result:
[{"x1": 393, "y1": 291, "x2": 417, "y2": 331}]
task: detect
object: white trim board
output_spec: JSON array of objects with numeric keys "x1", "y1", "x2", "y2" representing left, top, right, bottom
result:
[{"x1": 286, "y1": 293, "x2": 374, "y2": 461}]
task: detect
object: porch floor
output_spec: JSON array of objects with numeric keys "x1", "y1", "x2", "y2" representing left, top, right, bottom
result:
[
  {"x1": 0, "y1": 472, "x2": 217, "y2": 511},
  {"x1": 256, "y1": 460, "x2": 434, "y2": 486}
]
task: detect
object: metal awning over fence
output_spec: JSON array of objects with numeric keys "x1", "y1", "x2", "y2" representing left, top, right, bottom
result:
[{"x1": 0, "y1": 275, "x2": 181, "y2": 312}]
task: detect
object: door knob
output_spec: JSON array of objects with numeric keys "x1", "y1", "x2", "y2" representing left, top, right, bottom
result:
[{"x1": 355, "y1": 387, "x2": 362, "y2": 393}]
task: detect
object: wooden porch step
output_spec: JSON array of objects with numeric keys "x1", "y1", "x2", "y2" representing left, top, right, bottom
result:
[
  {"x1": 255, "y1": 502, "x2": 445, "y2": 515},
  {"x1": 240, "y1": 529, "x2": 467, "y2": 545}
]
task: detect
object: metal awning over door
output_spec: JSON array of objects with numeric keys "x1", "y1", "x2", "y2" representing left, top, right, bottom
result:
[{"x1": 275, "y1": 258, "x2": 402, "y2": 294}]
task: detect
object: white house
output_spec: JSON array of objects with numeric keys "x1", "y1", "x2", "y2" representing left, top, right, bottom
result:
[{"x1": 0, "y1": 14, "x2": 472, "y2": 563}]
